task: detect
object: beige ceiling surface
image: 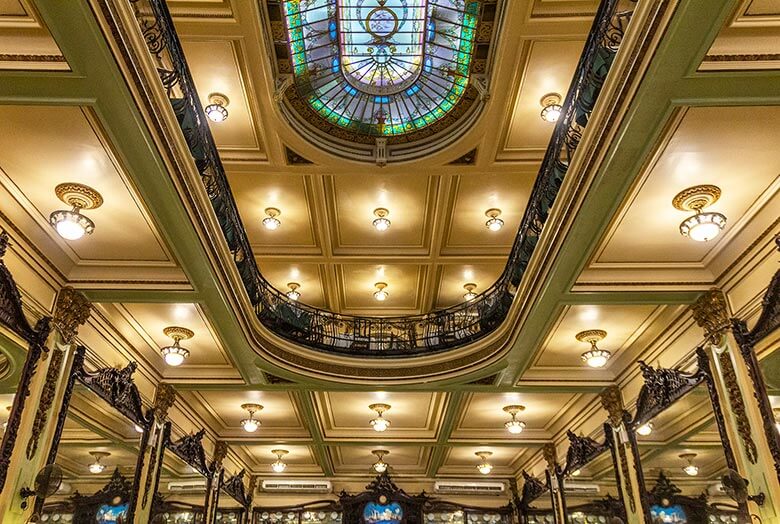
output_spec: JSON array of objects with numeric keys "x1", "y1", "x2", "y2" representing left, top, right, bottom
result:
[
  {"x1": 704, "y1": 0, "x2": 780, "y2": 68},
  {"x1": 0, "y1": 0, "x2": 66, "y2": 70}
]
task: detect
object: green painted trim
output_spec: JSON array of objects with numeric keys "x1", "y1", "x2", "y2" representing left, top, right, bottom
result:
[
  {"x1": 0, "y1": 331, "x2": 27, "y2": 394},
  {"x1": 293, "y1": 390, "x2": 334, "y2": 476}
]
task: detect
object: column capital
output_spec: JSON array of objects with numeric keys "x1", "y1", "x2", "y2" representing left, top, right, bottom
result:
[
  {"x1": 542, "y1": 442, "x2": 558, "y2": 471},
  {"x1": 153, "y1": 383, "x2": 176, "y2": 422},
  {"x1": 690, "y1": 288, "x2": 730, "y2": 345},
  {"x1": 599, "y1": 385, "x2": 624, "y2": 427},
  {"x1": 213, "y1": 440, "x2": 229, "y2": 469},
  {"x1": 52, "y1": 287, "x2": 91, "y2": 344}
]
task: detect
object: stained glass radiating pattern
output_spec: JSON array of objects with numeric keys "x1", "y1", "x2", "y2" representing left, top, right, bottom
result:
[{"x1": 283, "y1": 0, "x2": 480, "y2": 137}]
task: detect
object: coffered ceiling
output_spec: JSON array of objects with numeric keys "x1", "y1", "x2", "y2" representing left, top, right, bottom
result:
[{"x1": 0, "y1": 0, "x2": 778, "y2": 504}]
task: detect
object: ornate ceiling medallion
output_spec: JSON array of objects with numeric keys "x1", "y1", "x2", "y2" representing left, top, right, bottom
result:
[
  {"x1": 576, "y1": 329, "x2": 611, "y2": 368},
  {"x1": 49, "y1": 183, "x2": 104, "y2": 241},
  {"x1": 672, "y1": 185, "x2": 727, "y2": 242}
]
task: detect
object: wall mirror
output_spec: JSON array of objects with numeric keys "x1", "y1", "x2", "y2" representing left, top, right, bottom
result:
[
  {"x1": 629, "y1": 354, "x2": 750, "y2": 523},
  {"x1": 559, "y1": 428, "x2": 623, "y2": 522},
  {"x1": 154, "y1": 429, "x2": 213, "y2": 523}
]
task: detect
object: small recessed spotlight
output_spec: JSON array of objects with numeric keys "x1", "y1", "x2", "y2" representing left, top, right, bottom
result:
[
  {"x1": 263, "y1": 208, "x2": 282, "y2": 230},
  {"x1": 673, "y1": 185, "x2": 727, "y2": 242},
  {"x1": 286, "y1": 282, "x2": 301, "y2": 301},
  {"x1": 540, "y1": 93, "x2": 563, "y2": 123},
  {"x1": 49, "y1": 183, "x2": 104, "y2": 241},
  {"x1": 373, "y1": 282, "x2": 389, "y2": 302},
  {"x1": 205, "y1": 93, "x2": 229, "y2": 123},
  {"x1": 485, "y1": 209, "x2": 504, "y2": 231},
  {"x1": 372, "y1": 208, "x2": 391, "y2": 231}
]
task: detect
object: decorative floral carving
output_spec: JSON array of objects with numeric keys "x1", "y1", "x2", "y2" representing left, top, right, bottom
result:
[
  {"x1": 52, "y1": 286, "x2": 91, "y2": 345},
  {"x1": 542, "y1": 442, "x2": 558, "y2": 471},
  {"x1": 519, "y1": 470, "x2": 548, "y2": 509},
  {"x1": 599, "y1": 385, "x2": 624, "y2": 427},
  {"x1": 617, "y1": 441, "x2": 636, "y2": 513},
  {"x1": 223, "y1": 469, "x2": 249, "y2": 507},
  {"x1": 26, "y1": 348, "x2": 64, "y2": 459},
  {"x1": 167, "y1": 429, "x2": 209, "y2": 476},
  {"x1": 632, "y1": 360, "x2": 703, "y2": 425},
  {"x1": 78, "y1": 362, "x2": 146, "y2": 427},
  {"x1": 0, "y1": 229, "x2": 40, "y2": 342},
  {"x1": 718, "y1": 351, "x2": 758, "y2": 464},
  {"x1": 212, "y1": 440, "x2": 228, "y2": 469},
  {"x1": 153, "y1": 382, "x2": 176, "y2": 422},
  {"x1": 690, "y1": 288, "x2": 730, "y2": 346},
  {"x1": 563, "y1": 430, "x2": 609, "y2": 475}
]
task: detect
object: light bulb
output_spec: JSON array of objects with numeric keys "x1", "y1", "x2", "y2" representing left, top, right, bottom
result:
[
  {"x1": 486, "y1": 217, "x2": 503, "y2": 231},
  {"x1": 263, "y1": 208, "x2": 282, "y2": 230},
  {"x1": 161, "y1": 346, "x2": 188, "y2": 367},
  {"x1": 134, "y1": 424, "x2": 144, "y2": 434},
  {"x1": 271, "y1": 460, "x2": 287, "y2": 473},
  {"x1": 571, "y1": 469, "x2": 581, "y2": 477},
  {"x1": 89, "y1": 462, "x2": 105, "y2": 474},
  {"x1": 581, "y1": 348, "x2": 611, "y2": 368},
  {"x1": 241, "y1": 418, "x2": 259, "y2": 433},
  {"x1": 373, "y1": 460, "x2": 388, "y2": 473},
  {"x1": 373, "y1": 283, "x2": 389, "y2": 302},
  {"x1": 680, "y1": 211, "x2": 727, "y2": 242},
  {"x1": 683, "y1": 464, "x2": 699, "y2": 476},
  {"x1": 540, "y1": 105, "x2": 562, "y2": 123},
  {"x1": 636, "y1": 423, "x2": 653, "y2": 436},
  {"x1": 205, "y1": 104, "x2": 228, "y2": 123},
  {"x1": 370, "y1": 417, "x2": 389, "y2": 432},
  {"x1": 372, "y1": 208, "x2": 391, "y2": 232},
  {"x1": 55, "y1": 212, "x2": 87, "y2": 240},
  {"x1": 477, "y1": 462, "x2": 492, "y2": 475},
  {"x1": 505, "y1": 420, "x2": 526, "y2": 434}
]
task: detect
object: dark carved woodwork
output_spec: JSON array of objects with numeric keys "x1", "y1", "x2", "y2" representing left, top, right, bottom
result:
[
  {"x1": 717, "y1": 350, "x2": 758, "y2": 463},
  {"x1": 646, "y1": 473, "x2": 710, "y2": 523},
  {"x1": 69, "y1": 468, "x2": 162, "y2": 523},
  {"x1": 519, "y1": 470, "x2": 548, "y2": 510},
  {"x1": 562, "y1": 429, "x2": 610, "y2": 476},
  {"x1": 0, "y1": 229, "x2": 53, "y2": 492},
  {"x1": 731, "y1": 255, "x2": 780, "y2": 482},
  {"x1": 223, "y1": 469, "x2": 250, "y2": 507},
  {"x1": 77, "y1": 361, "x2": 146, "y2": 427},
  {"x1": 339, "y1": 473, "x2": 428, "y2": 524},
  {"x1": 167, "y1": 429, "x2": 210, "y2": 476},
  {"x1": 631, "y1": 360, "x2": 704, "y2": 427},
  {"x1": 26, "y1": 348, "x2": 64, "y2": 459}
]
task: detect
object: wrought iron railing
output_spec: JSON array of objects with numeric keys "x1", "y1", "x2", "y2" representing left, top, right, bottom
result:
[{"x1": 128, "y1": 0, "x2": 632, "y2": 357}]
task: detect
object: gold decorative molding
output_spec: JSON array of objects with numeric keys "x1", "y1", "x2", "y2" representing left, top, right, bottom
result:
[
  {"x1": 54, "y1": 182, "x2": 104, "y2": 210},
  {"x1": 542, "y1": 442, "x2": 558, "y2": 471},
  {"x1": 0, "y1": 54, "x2": 66, "y2": 63},
  {"x1": 153, "y1": 383, "x2": 176, "y2": 422},
  {"x1": 212, "y1": 440, "x2": 228, "y2": 468},
  {"x1": 690, "y1": 288, "x2": 730, "y2": 345},
  {"x1": 599, "y1": 385, "x2": 624, "y2": 427},
  {"x1": 26, "y1": 348, "x2": 64, "y2": 459},
  {"x1": 718, "y1": 352, "x2": 758, "y2": 464},
  {"x1": 53, "y1": 286, "x2": 92, "y2": 345},
  {"x1": 672, "y1": 184, "x2": 721, "y2": 211}
]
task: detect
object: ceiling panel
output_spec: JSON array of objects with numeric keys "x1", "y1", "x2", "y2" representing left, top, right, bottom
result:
[
  {"x1": 336, "y1": 263, "x2": 427, "y2": 312},
  {"x1": 330, "y1": 445, "x2": 429, "y2": 475},
  {"x1": 435, "y1": 263, "x2": 506, "y2": 308},
  {"x1": 256, "y1": 261, "x2": 327, "y2": 308},
  {"x1": 241, "y1": 444, "x2": 321, "y2": 475}
]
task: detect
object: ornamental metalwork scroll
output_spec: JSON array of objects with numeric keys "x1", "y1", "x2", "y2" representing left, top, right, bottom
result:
[{"x1": 77, "y1": 361, "x2": 146, "y2": 427}]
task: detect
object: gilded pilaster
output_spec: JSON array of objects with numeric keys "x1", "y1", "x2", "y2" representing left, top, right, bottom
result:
[
  {"x1": 692, "y1": 288, "x2": 780, "y2": 523},
  {"x1": 204, "y1": 440, "x2": 228, "y2": 524},
  {"x1": 0, "y1": 286, "x2": 91, "y2": 521},
  {"x1": 599, "y1": 386, "x2": 648, "y2": 524},
  {"x1": 542, "y1": 443, "x2": 567, "y2": 524}
]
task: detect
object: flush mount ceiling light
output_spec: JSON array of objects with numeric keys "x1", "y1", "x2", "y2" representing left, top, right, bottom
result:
[
  {"x1": 571, "y1": 469, "x2": 582, "y2": 477},
  {"x1": 204, "y1": 93, "x2": 230, "y2": 123},
  {"x1": 271, "y1": 449, "x2": 289, "y2": 473},
  {"x1": 636, "y1": 422, "x2": 654, "y2": 436},
  {"x1": 372, "y1": 208, "x2": 391, "y2": 232},
  {"x1": 262, "y1": 207, "x2": 282, "y2": 230},
  {"x1": 373, "y1": 282, "x2": 389, "y2": 302},
  {"x1": 503, "y1": 405, "x2": 527, "y2": 434},
  {"x1": 540, "y1": 93, "x2": 563, "y2": 123},
  {"x1": 475, "y1": 451, "x2": 493, "y2": 475},
  {"x1": 88, "y1": 451, "x2": 110, "y2": 474},
  {"x1": 576, "y1": 329, "x2": 612, "y2": 368},
  {"x1": 484, "y1": 208, "x2": 504, "y2": 231},
  {"x1": 240, "y1": 403, "x2": 263, "y2": 433},
  {"x1": 369, "y1": 403, "x2": 391, "y2": 432},
  {"x1": 134, "y1": 424, "x2": 144, "y2": 434},
  {"x1": 673, "y1": 185, "x2": 727, "y2": 242},
  {"x1": 160, "y1": 326, "x2": 193, "y2": 367},
  {"x1": 286, "y1": 282, "x2": 301, "y2": 301},
  {"x1": 372, "y1": 449, "x2": 390, "y2": 473},
  {"x1": 680, "y1": 453, "x2": 699, "y2": 476},
  {"x1": 49, "y1": 183, "x2": 104, "y2": 241},
  {"x1": 463, "y1": 283, "x2": 478, "y2": 302}
]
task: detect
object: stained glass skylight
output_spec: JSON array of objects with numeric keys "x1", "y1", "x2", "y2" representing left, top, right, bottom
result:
[{"x1": 282, "y1": 0, "x2": 480, "y2": 138}]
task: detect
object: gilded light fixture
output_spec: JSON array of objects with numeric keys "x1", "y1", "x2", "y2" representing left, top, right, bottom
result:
[
  {"x1": 271, "y1": 449, "x2": 289, "y2": 473},
  {"x1": 204, "y1": 93, "x2": 230, "y2": 123},
  {"x1": 680, "y1": 453, "x2": 699, "y2": 476},
  {"x1": 540, "y1": 93, "x2": 563, "y2": 123},
  {"x1": 475, "y1": 451, "x2": 493, "y2": 475},
  {"x1": 372, "y1": 449, "x2": 390, "y2": 473},
  {"x1": 262, "y1": 208, "x2": 282, "y2": 230},
  {"x1": 372, "y1": 208, "x2": 391, "y2": 231},
  {"x1": 673, "y1": 185, "x2": 727, "y2": 242},
  {"x1": 49, "y1": 183, "x2": 104, "y2": 241},
  {"x1": 369, "y1": 403, "x2": 391, "y2": 432},
  {"x1": 160, "y1": 326, "x2": 193, "y2": 367},
  {"x1": 373, "y1": 282, "x2": 389, "y2": 302},
  {"x1": 503, "y1": 405, "x2": 527, "y2": 434},
  {"x1": 463, "y1": 283, "x2": 478, "y2": 301},
  {"x1": 240, "y1": 403, "x2": 263, "y2": 433},
  {"x1": 484, "y1": 209, "x2": 504, "y2": 231},
  {"x1": 576, "y1": 329, "x2": 611, "y2": 368},
  {"x1": 286, "y1": 282, "x2": 301, "y2": 301},
  {"x1": 636, "y1": 422, "x2": 653, "y2": 436},
  {"x1": 88, "y1": 451, "x2": 110, "y2": 474}
]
